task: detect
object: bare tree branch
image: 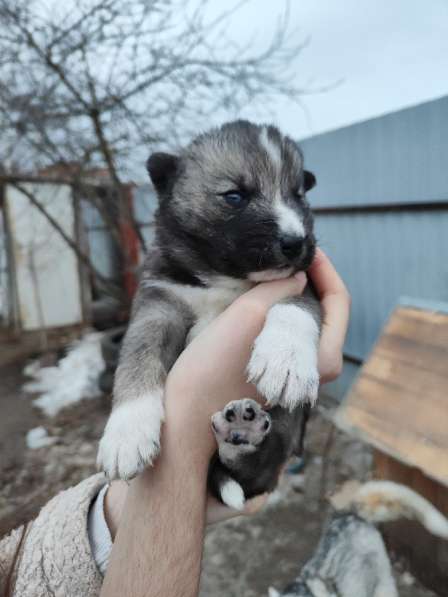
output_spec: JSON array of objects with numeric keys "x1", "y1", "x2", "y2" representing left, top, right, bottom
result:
[{"x1": 0, "y1": 0, "x2": 323, "y2": 301}]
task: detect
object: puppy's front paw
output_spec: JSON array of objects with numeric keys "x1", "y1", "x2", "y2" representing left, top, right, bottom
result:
[
  {"x1": 247, "y1": 304, "x2": 319, "y2": 409},
  {"x1": 97, "y1": 391, "x2": 164, "y2": 480}
]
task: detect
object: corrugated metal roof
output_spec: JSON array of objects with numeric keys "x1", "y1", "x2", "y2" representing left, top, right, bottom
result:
[{"x1": 301, "y1": 96, "x2": 448, "y2": 208}]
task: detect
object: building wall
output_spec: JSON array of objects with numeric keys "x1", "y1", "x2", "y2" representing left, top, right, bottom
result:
[
  {"x1": 301, "y1": 96, "x2": 448, "y2": 209},
  {"x1": 1, "y1": 180, "x2": 157, "y2": 327},
  {"x1": 300, "y1": 96, "x2": 448, "y2": 401}
]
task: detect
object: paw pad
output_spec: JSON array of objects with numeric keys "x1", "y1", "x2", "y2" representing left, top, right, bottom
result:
[{"x1": 211, "y1": 399, "x2": 271, "y2": 451}]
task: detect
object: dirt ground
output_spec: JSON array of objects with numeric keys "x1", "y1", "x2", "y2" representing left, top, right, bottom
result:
[
  {"x1": 0, "y1": 360, "x2": 439, "y2": 597},
  {"x1": 0, "y1": 361, "x2": 109, "y2": 537}
]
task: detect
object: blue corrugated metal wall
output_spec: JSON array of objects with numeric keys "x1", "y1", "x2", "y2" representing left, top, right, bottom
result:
[
  {"x1": 300, "y1": 96, "x2": 448, "y2": 401},
  {"x1": 301, "y1": 96, "x2": 448, "y2": 208}
]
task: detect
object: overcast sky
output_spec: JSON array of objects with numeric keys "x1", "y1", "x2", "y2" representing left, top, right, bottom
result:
[{"x1": 219, "y1": 0, "x2": 448, "y2": 140}]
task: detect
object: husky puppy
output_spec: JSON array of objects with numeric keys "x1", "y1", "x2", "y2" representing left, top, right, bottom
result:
[
  {"x1": 97, "y1": 121, "x2": 320, "y2": 506},
  {"x1": 269, "y1": 480, "x2": 448, "y2": 597}
]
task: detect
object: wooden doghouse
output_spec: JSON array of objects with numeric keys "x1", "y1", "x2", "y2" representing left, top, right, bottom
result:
[{"x1": 335, "y1": 300, "x2": 448, "y2": 593}]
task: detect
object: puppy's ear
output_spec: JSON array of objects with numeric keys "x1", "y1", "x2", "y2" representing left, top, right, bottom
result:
[
  {"x1": 146, "y1": 152, "x2": 179, "y2": 194},
  {"x1": 303, "y1": 170, "x2": 316, "y2": 192}
]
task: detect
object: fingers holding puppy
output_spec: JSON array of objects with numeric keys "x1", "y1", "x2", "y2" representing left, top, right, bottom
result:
[{"x1": 308, "y1": 248, "x2": 351, "y2": 384}]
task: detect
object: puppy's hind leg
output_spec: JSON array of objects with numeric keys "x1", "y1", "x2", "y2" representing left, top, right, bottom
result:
[
  {"x1": 209, "y1": 399, "x2": 305, "y2": 504},
  {"x1": 208, "y1": 399, "x2": 274, "y2": 508},
  {"x1": 208, "y1": 460, "x2": 246, "y2": 511}
]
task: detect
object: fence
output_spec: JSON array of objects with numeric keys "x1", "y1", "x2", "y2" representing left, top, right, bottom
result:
[{"x1": 300, "y1": 95, "x2": 448, "y2": 400}]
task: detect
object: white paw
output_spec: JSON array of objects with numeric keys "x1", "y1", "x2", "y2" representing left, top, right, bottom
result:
[
  {"x1": 247, "y1": 304, "x2": 319, "y2": 410},
  {"x1": 97, "y1": 391, "x2": 164, "y2": 480}
]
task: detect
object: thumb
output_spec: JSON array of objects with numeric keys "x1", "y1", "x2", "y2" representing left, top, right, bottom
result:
[{"x1": 242, "y1": 272, "x2": 307, "y2": 309}]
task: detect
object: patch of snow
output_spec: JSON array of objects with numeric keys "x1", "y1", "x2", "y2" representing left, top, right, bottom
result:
[
  {"x1": 26, "y1": 426, "x2": 57, "y2": 449},
  {"x1": 23, "y1": 332, "x2": 105, "y2": 416}
]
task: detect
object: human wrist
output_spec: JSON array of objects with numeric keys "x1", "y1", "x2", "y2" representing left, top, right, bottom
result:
[
  {"x1": 163, "y1": 384, "x2": 217, "y2": 465},
  {"x1": 103, "y1": 481, "x2": 128, "y2": 540}
]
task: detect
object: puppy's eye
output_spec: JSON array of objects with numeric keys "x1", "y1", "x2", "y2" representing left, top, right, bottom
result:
[
  {"x1": 221, "y1": 191, "x2": 246, "y2": 207},
  {"x1": 294, "y1": 188, "x2": 304, "y2": 200}
]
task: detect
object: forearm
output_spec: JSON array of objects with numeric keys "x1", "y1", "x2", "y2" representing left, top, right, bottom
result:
[
  {"x1": 99, "y1": 307, "x2": 258, "y2": 597},
  {"x1": 100, "y1": 397, "x2": 214, "y2": 597}
]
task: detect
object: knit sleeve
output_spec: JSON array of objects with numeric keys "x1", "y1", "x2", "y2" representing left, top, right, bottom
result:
[
  {"x1": 0, "y1": 524, "x2": 27, "y2": 596},
  {"x1": 1, "y1": 473, "x2": 106, "y2": 597}
]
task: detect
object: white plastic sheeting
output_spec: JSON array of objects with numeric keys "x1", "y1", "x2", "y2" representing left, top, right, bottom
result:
[{"x1": 5, "y1": 182, "x2": 83, "y2": 330}]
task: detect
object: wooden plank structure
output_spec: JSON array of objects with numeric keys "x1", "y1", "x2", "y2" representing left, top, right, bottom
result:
[{"x1": 335, "y1": 303, "x2": 448, "y2": 593}]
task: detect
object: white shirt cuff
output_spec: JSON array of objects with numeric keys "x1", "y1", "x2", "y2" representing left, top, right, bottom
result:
[{"x1": 88, "y1": 483, "x2": 113, "y2": 575}]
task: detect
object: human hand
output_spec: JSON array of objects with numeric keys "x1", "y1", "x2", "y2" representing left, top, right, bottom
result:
[
  {"x1": 205, "y1": 492, "x2": 269, "y2": 524},
  {"x1": 307, "y1": 248, "x2": 351, "y2": 384}
]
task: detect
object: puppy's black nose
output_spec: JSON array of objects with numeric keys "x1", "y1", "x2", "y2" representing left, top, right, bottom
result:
[{"x1": 280, "y1": 235, "x2": 303, "y2": 258}]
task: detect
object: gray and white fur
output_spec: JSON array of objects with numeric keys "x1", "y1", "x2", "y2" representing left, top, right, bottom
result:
[
  {"x1": 97, "y1": 120, "x2": 321, "y2": 505},
  {"x1": 269, "y1": 480, "x2": 448, "y2": 597}
]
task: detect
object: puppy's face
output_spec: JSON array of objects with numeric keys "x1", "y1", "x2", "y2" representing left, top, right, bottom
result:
[{"x1": 148, "y1": 121, "x2": 316, "y2": 280}]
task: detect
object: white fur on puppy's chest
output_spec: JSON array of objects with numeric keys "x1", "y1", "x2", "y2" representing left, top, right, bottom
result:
[{"x1": 157, "y1": 277, "x2": 250, "y2": 343}]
